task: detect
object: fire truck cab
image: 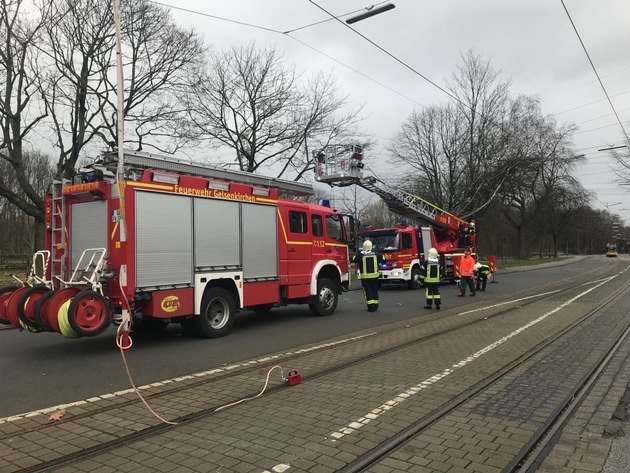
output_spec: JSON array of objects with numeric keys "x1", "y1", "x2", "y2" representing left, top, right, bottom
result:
[
  {"x1": 0, "y1": 150, "x2": 352, "y2": 339},
  {"x1": 359, "y1": 223, "x2": 465, "y2": 288}
]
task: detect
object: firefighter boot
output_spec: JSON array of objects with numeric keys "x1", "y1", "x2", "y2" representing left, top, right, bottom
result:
[{"x1": 424, "y1": 301, "x2": 432, "y2": 310}]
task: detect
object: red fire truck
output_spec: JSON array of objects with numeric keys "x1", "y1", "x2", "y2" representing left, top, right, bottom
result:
[
  {"x1": 314, "y1": 145, "x2": 475, "y2": 287},
  {"x1": 0, "y1": 151, "x2": 352, "y2": 338}
]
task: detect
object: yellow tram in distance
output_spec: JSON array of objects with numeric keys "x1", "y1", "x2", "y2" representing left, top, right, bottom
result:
[{"x1": 606, "y1": 243, "x2": 618, "y2": 257}]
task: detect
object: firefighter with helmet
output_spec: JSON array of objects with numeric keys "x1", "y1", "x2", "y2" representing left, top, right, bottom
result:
[
  {"x1": 420, "y1": 247, "x2": 441, "y2": 310},
  {"x1": 353, "y1": 240, "x2": 384, "y2": 312},
  {"x1": 474, "y1": 261, "x2": 491, "y2": 292}
]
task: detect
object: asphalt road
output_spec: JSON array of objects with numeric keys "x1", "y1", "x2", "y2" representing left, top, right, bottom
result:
[{"x1": 0, "y1": 256, "x2": 605, "y2": 418}]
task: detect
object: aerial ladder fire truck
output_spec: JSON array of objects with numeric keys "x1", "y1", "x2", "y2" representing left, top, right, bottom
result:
[
  {"x1": 313, "y1": 144, "x2": 476, "y2": 288},
  {"x1": 0, "y1": 150, "x2": 353, "y2": 339}
]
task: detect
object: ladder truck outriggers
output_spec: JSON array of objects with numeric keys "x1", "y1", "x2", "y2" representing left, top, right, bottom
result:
[
  {"x1": 313, "y1": 145, "x2": 475, "y2": 288},
  {"x1": 0, "y1": 150, "x2": 353, "y2": 339}
]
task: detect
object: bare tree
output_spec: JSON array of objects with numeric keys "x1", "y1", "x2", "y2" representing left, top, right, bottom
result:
[
  {"x1": 444, "y1": 49, "x2": 513, "y2": 216},
  {"x1": 535, "y1": 181, "x2": 589, "y2": 257},
  {"x1": 38, "y1": 0, "x2": 206, "y2": 180},
  {"x1": 0, "y1": 0, "x2": 52, "y2": 249},
  {"x1": 186, "y1": 42, "x2": 363, "y2": 180},
  {"x1": 388, "y1": 50, "x2": 513, "y2": 217},
  {"x1": 388, "y1": 104, "x2": 467, "y2": 211},
  {"x1": 0, "y1": 150, "x2": 54, "y2": 253},
  {"x1": 498, "y1": 103, "x2": 581, "y2": 258},
  {"x1": 359, "y1": 200, "x2": 400, "y2": 229}
]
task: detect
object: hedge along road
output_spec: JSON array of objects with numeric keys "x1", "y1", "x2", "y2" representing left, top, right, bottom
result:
[{"x1": 0, "y1": 255, "x2": 603, "y2": 418}]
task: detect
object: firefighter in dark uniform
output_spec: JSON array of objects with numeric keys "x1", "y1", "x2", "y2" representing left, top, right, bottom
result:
[
  {"x1": 420, "y1": 247, "x2": 441, "y2": 310},
  {"x1": 474, "y1": 261, "x2": 490, "y2": 291},
  {"x1": 353, "y1": 240, "x2": 384, "y2": 312}
]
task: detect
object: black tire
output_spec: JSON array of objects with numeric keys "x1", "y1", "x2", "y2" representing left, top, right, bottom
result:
[
  {"x1": 67, "y1": 290, "x2": 112, "y2": 337},
  {"x1": 408, "y1": 267, "x2": 421, "y2": 290},
  {"x1": 186, "y1": 287, "x2": 236, "y2": 338},
  {"x1": 34, "y1": 290, "x2": 56, "y2": 332},
  {"x1": 308, "y1": 277, "x2": 338, "y2": 317},
  {"x1": 17, "y1": 286, "x2": 50, "y2": 331},
  {"x1": 133, "y1": 317, "x2": 169, "y2": 333}
]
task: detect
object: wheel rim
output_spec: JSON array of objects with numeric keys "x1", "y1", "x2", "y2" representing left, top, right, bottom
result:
[
  {"x1": 207, "y1": 297, "x2": 230, "y2": 330},
  {"x1": 319, "y1": 285, "x2": 335, "y2": 311},
  {"x1": 74, "y1": 295, "x2": 107, "y2": 330}
]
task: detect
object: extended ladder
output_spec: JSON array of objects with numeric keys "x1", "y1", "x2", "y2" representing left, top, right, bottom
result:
[{"x1": 357, "y1": 176, "x2": 447, "y2": 227}]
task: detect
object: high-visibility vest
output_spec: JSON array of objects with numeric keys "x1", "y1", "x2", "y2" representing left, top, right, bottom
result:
[
  {"x1": 359, "y1": 252, "x2": 380, "y2": 279},
  {"x1": 476, "y1": 264, "x2": 490, "y2": 276},
  {"x1": 460, "y1": 255, "x2": 475, "y2": 277},
  {"x1": 424, "y1": 262, "x2": 440, "y2": 283}
]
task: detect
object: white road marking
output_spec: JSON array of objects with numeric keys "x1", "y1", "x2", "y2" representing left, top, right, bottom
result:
[
  {"x1": 0, "y1": 333, "x2": 376, "y2": 424},
  {"x1": 329, "y1": 276, "x2": 616, "y2": 441},
  {"x1": 458, "y1": 290, "x2": 561, "y2": 315},
  {"x1": 262, "y1": 464, "x2": 291, "y2": 473}
]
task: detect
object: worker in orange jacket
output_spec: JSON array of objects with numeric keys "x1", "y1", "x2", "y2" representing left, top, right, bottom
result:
[{"x1": 458, "y1": 248, "x2": 476, "y2": 297}]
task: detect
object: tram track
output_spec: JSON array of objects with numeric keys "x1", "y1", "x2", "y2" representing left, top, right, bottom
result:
[
  {"x1": 1, "y1": 261, "x2": 609, "y2": 438},
  {"x1": 2, "y1": 261, "x2": 627, "y2": 472},
  {"x1": 337, "y1": 272, "x2": 630, "y2": 472}
]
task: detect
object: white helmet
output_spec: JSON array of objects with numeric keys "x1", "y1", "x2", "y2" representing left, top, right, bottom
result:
[
  {"x1": 362, "y1": 240, "x2": 373, "y2": 251},
  {"x1": 428, "y1": 248, "x2": 438, "y2": 258},
  {"x1": 474, "y1": 262, "x2": 482, "y2": 271}
]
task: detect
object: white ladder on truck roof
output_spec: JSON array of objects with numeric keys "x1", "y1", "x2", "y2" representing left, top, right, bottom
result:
[{"x1": 99, "y1": 150, "x2": 314, "y2": 196}]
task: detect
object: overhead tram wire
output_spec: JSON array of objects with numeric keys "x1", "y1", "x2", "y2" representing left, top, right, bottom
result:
[
  {"x1": 152, "y1": 1, "x2": 624, "y2": 162},
  {"x1": 283, "y1": 1, "x2": 391, "y2": 34},
  {"x1": 303, "y1": 0, "x2": 589, "y2": 183},
  {"x1": 149, "y1": 0, "x2": 428, "y2": 109},
  {"x1": 561, "y1": 0, "x2": 630, "y2": 147},
  {"x1": 150, "y1": 1, "x2": 282, "y2": 34},
  {"x1": 151, "y1": 1, "x2": 388, "y2": 35}
]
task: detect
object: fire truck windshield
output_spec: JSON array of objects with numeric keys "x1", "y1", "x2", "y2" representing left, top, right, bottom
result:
[{"x1": 363, "y1": 232, "x2": 399, "y2": 252}]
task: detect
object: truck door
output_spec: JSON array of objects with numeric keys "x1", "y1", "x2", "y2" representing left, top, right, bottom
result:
[
  {"x1": 311, "y1": 212, "x2": 326, "y2": 261},
  {"x1": 281, "y1": 206, "x2": 311, "y2": 286}
]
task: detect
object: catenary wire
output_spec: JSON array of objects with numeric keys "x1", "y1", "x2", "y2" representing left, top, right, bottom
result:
[
  {"x1": 151, "y1": 0, "x2": 630, "y2": 155},
  {"x1": 560, "y1": 0, "x2": 630, "y2": 146}
]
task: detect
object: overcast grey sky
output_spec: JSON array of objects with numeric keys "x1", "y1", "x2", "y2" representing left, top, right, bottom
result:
[{"x1": 157, "y1": 0, "x2": 630, "y2": 222}]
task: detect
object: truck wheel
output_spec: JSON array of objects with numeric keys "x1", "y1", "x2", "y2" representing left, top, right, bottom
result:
[
  {"x1": 309, "y1": 278, "x2": 338, "y2": 317},
  {"x1": 196, "y1": 287, "x2": 236, "y2": 338},
  {"x1": 408, "y1": 267, "x2": 421, "y2": 290}
]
